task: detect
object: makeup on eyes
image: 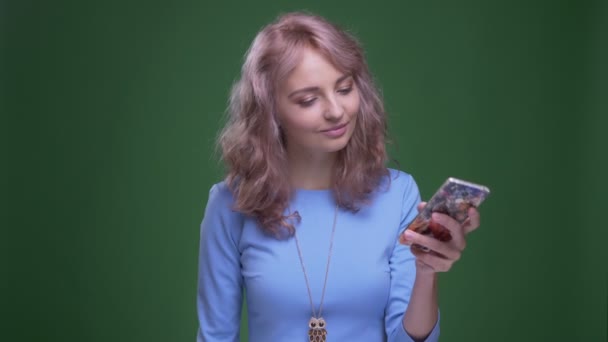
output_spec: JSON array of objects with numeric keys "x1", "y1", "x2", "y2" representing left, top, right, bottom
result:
[
  {"x1": 288, "y1": 75, "x2": 353, "y2": 97},
  {"x1": 294, "y1": 81, "x2": 354, "y2": 108}
]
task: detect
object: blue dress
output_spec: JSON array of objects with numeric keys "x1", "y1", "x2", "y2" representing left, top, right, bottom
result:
[{"x1": 196, "y1": 169, "x2": 440, "y2": 341}]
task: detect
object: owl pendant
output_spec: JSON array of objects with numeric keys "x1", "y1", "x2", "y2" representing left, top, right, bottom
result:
[{"x1": 308, "y1": 317, "x2": 327, "y2": 342}]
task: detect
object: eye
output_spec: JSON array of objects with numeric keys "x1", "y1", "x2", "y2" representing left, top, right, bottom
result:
[
  {"x1": 337, "y1": 86, "x2": 352, "y2": 95},
  {"x1": 298, "y1": 97, "x2": 317, "y2": 107}
]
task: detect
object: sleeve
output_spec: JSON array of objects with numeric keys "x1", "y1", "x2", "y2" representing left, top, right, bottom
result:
[
  {"x1": 196, "y1": 184, "x2": 244, "y2": 342},
  {"x1": 385, "y1": 173, "x2": 440, "y2": 342}
]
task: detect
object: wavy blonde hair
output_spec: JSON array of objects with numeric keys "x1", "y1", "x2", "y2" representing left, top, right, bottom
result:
[{"x1": 218, "y1": 12, "x2": 390, "y2": 237}]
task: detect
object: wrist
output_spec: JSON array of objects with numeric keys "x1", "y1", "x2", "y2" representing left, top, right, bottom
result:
[{"x1": 415, "y1": 269, "x2": 437, "y2": 283}]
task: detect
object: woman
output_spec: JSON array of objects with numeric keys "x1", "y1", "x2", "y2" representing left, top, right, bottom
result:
[{"x1": 196, "y1": 12, "x2": 480, "y2": 342}]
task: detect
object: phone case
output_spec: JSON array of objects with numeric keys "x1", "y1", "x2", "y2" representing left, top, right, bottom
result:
[{"x1": 399, "y1": 177, "x2": 490, "y2": 246}]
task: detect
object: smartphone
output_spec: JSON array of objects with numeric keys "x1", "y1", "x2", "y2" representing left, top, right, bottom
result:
[{"x1": 399, "y1": 177, "x2": 490, "y2": 249}]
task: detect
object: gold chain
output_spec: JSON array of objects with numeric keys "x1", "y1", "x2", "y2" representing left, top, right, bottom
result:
[{"x1": 293, "y1": 204, "x2": 338, "y2": 318}]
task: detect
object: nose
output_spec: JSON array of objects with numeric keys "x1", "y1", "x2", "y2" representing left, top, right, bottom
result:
[{"x1": 323, "y1": 95, "x2": 344, "y2": 122}]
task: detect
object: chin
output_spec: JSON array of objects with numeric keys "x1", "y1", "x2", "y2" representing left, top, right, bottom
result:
[{"x1": 323, "y1": 134, "x2": 353, "y2": 153}]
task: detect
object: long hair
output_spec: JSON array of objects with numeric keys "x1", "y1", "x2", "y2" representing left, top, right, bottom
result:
[{"x1": 218, "y1": 12, "x2": 390, "y2": 237}]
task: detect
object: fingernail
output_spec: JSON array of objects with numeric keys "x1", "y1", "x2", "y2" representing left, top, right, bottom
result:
[{"x1": 404, "y1": 230, "x2": 415, "y2": 239}]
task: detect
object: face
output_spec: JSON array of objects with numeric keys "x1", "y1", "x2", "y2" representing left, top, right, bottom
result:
[{"x1": 275, "y1": 47, "x2": 360, "y2": 160}]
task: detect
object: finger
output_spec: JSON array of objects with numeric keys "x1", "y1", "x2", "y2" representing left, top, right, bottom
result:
[
  {"x1": 410, "y1": 247, "x2": 436, "y2": 269},
  {"x1": 411, "y1": 247, "x2": 454, "y2": 272},
  {"x1": 403, "y1": 230, "x2": 461, "y2": 260},
  {"x1": 463, "y1": 207, "x2": 480, "y2": 234},
  {"x1": 431, "y1": 212, "x2": 466, "y2": 250},
  {"x1": 417, "y1": 201, "x2": 427, "y2": 213},
  {"x1": 410, "y1": 247, "x2": 436, "y2": 270}
]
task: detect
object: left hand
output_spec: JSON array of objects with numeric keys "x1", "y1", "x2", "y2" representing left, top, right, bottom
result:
[{"x1": 402, "y1": 202, "x2": 481, "y2": 275}]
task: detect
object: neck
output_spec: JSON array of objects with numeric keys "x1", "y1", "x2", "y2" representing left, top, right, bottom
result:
[{"x1": 287, "y1": 149, "x2": 337, "y2": 190}]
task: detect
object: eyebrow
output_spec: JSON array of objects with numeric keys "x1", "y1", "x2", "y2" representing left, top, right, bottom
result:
[{"x1": 287, "y1": 74, "x2": 352, "y2": 99}]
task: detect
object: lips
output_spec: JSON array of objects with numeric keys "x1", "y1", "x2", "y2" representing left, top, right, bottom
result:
[
  {"x1": 321, "y1": 122, "x2": 348, "y2": 132},
  {"x1": 320, "y1": 121, "x2": 349, "y2": 138}
]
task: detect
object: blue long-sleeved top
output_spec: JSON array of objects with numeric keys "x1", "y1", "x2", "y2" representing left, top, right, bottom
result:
[{"x1": 196, "y1": 169, "x2": 440, "y2": 341}]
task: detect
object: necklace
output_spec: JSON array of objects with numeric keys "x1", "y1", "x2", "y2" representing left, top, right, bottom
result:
[{"x1": 293, "y1": 204, "x2": 338, "y2": 342}]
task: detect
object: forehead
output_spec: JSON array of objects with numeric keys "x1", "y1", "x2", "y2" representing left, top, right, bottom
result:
[{"x1": 281, "y1": 47, "x2": 346, "y2": 90}]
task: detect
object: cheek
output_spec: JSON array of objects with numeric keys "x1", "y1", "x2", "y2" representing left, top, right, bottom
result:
[
  {"x1": 277, "y1": 101, "x2": 312, "y2": 130},
  {"x1": 347, "y1": 91, "x2": 361, "y2": 116},
  {"x1": 282, "y1": 113, "x2": 318, "y2": 133},
  {"x1": 278, "y1": 109, "x2": 321, "y2": 142}
]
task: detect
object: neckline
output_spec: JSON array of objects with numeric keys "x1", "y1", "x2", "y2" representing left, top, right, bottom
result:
[
  {"x1": 292, "y1": 187, "x2": 333, "y2": 203},
  {"x1": 295, "y1": 187, "x2": 332, "y2": 193}
]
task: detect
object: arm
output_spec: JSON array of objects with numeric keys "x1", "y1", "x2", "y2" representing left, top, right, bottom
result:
[
  {"x1": 402, "y1": 272, "x2": 439, "y2": 341},
  {"x1": 385, "y1": 175, "x2": 440, "y2": 342},
  {"x1": 396, "y1": 177, "x2": 483, "y2": 341},
  {"x1": 196, "y1": 184, "x2": 244, "y2": 342}
]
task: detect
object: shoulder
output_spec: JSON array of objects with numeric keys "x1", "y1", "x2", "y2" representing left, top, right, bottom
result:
[
  {"x1": 201, "y1": 180, "x2": 245, "y2": 243},
  {"x1": 370, "y1": 168, "x2": 421, "y2": 211},
  {"x1": 382, "y1": 168, "x2": 420, "y2": 197},
  {"x1": 206, "y1": 180, "x2": 235, "y2": 207},
  {"x1": 203, "y1": 180, "x2": 244, "y2": 223}
]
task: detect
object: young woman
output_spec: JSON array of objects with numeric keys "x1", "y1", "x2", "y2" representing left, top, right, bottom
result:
[{"x1": 196, "y1": 12, "x2": 480, "y2": 342}]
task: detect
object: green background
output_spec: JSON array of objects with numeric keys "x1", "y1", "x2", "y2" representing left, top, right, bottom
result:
[{"x1": 4, "y1": 0, "x2": 607, "y2": 341}]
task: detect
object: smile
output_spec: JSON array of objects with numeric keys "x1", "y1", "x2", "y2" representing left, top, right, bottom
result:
[{"x1": 320, "y1": 122, "x2": 349, "y2": 138}]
